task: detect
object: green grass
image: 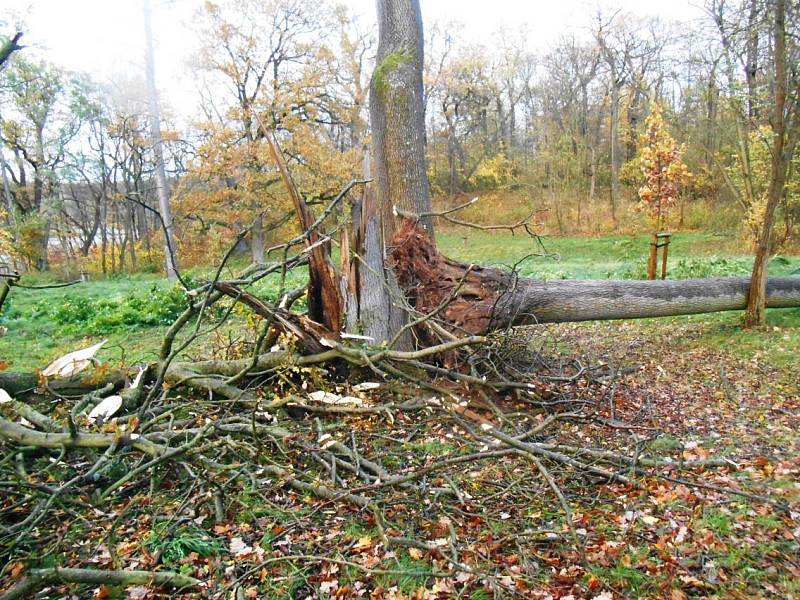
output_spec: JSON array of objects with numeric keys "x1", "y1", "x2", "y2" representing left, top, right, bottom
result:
[
  {"x1": 437, "y1": 230, "x2": 800, "y2": 279},
  {"x1": 0, "y1": 267, "x2": 307, "y2": 370},
  {"x1": 697, "y1": 507, "x2": 735, "y2": 537},
  {"x1": 144, "y1": 523, "x2": 222, "y2": 566},
  {"x1": 0, "y1": 275, "x2": 174, "y2": 369},
  {"x1": 373, "y1": 555, "x2": 430, "y2": 593},
  {"x1": 1, "y1": 231, "x2": 797, "y2": 371}
]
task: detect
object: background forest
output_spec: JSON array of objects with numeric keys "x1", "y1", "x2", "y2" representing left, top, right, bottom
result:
[{"x1": 1, "y1": 0, "x2": 798, "y2": 278}]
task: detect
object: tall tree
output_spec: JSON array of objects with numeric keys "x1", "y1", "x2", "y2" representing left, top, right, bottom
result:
[
  {"x1": 143, "y1": 0, "x2": 178, "y2": 279},
  {"x1": 334, "y1": 0, "x2": 433, "y2": 345},
  {"x1": 190, "y1": 0, "x2": 352, "y2": 264},
  {"x1": 710, "y1": 0, "x2": 800, "y2": 326},
  {"x1": 0, "y1": 57, "x2": 83, "y2": 269},
  {"x1": 743, "y1": 0, "x2": 799, "y2": 326},
  {"x1": 594, "y1": 13, "x2": 664, "y2": 223}
]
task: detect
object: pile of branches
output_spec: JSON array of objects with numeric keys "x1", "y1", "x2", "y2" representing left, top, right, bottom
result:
[
  {"x1": 1, "y1": 321, "x2": 727, "y2": 598},
  {"x1": 0, "y1": 145, "x2": 764, "y2": 598}
]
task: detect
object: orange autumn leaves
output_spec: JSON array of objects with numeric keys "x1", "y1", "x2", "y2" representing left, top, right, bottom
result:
[{"x1": 634, "y1": 102, "x2": 691, "y2": 232}]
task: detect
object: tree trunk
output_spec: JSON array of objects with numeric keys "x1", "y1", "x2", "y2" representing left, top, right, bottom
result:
[
  {"x1": 33, "y1": 124, "x2": 49, "y2": 271},
  {"x1": 144, "y1": 0, "x2": 179, "y2": 280},
  {"x1": 745, "y1": 0, "x2": 760, "y2": 120},
  {"x1": 250, "y1": 213, "x2": 265, "y2": 264},
  {"x1": 344, "y1": 0, "x2": 433, "y2": 346},
  {"x1": 370, "y1": 0, "x2": 432, "y2": 239},
  {"x1": 390, "y1": 221, "x2": 800, "y2": 334},
  {"x1": 744, "y1": 0, "x2": 793, "y2": 328},
  {"x1": 609, "y1": 81, "x2": 621, "y2": 224}
]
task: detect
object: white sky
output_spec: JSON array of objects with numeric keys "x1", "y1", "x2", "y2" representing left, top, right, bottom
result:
[{"x1": 4, "y1": 0, "x2": 707, "y2": 120}]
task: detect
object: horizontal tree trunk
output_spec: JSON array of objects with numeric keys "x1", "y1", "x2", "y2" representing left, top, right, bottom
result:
[
  {"x1": 496, "y1": 276, "x2": 800, "y2": 325},
  {"x1": 390, "y1": 221, "x2": 800, "y2": 334},
  {"x1": 0, "y1": 371, "x2": 126, "y2": 398},
  {"x1": 0, "y1": 567, "x2": 198, "y2": 600}
]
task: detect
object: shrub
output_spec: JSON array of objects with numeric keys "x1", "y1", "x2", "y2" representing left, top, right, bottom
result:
[{"x1": 34, "y1": 283, "x2": 190, "y2": 335}]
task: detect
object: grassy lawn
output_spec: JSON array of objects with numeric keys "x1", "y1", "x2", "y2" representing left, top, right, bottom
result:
[
  {"x1": 438, "y1": 229, "x2": 800, "y2": 279},
  {"x1": 1, "y1": 230, "x2": 798, "y2": 371}
]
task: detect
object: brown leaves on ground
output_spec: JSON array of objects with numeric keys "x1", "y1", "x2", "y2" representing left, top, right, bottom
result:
[{"x1": 1, "y1": 318, "x2": 798, "y2": 599}]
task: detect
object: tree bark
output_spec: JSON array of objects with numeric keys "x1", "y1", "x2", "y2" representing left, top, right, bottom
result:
[
  {"x1": 370, "y1": 0, "x2": 433, "y2": 237},
  {"x1": 250, "y1": 213, "x2": 266, "y2": 264},
  {"x1": 342, "y1": 0, "x2": 433, "y2": 346},
  {"x1": 0, "y1": 370, "x2": 126, "y2": 397},
  {"x1": 0, "y1": 567, "x2": 198, "y2": 600},
  {"x1": 609, "y1": 81, "x2": 621, "y2": 224}
]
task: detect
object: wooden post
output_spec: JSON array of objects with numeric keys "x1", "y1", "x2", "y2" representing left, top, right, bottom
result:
[
  {"x1": 647, "y1": 233, "x2": 658, "y2": 280},
  {"x1": 0, "y1": 272, "x2": 19, "y2": 316},
  {"x1": 0, "y1": 279, "x2": 9, "y2": 315},
  {"x1": 660, "y1": 234, "x2": 671, "y2": 280},
  {"x1": 647, "y1": 233, "x2": 672, "y2": 280}
]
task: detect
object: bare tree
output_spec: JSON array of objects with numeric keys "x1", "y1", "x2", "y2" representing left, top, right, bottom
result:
[
  {"x1": 143, "y1": 0, "x2": 178, "y2": 279},
  {"x1": 594, "y1": 13, "x2": 664, "y2": 222}
]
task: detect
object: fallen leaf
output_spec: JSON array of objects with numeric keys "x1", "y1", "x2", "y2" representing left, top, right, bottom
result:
[
  {"x1": 126, "y1": 586, "x2": 149, "y2": 599},
  {"x1": 352, "y1": 535, "x2": 373, "y2": 552},
  {"x1": 641, "y1": 515, "x2": 659, "y2": 526},
  {"x1": 230, "y1": 536, "x2": 254, "y2": 558},
  {"x1": 94, "y1": 585, "x2": 110, "y2": 599}
]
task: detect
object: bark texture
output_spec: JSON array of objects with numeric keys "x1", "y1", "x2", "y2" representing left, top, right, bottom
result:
[
  {"x1": 340, "y1": 0, "x2": 433, "y2": 346},
  {"x1": 390, "y1": 221, "x2": 800, "y2": 333},
  {"x1": 267, "y1": 134, "x2": 342, "y2": 334},
  {"x1": 0, "y1": 370, "x2": 126, "y2": 398},
  {"x1": 744, "y1": 0, "x2": 797, "y2": 327},
  {"x1": 370, "y1": 0, "x2": 433, "y2": 238}
]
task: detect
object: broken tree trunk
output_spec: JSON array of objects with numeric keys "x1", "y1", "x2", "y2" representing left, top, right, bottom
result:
[
  {"x1": 339, "y1": 0, "x2": 433, "y2": 348},
  {"x1": 266, "y1": 133, "x2": 343, "y2": 335},
  {"x1": 0, "y1": 370, "x2": 127, "y2": 398},
  {"x1": 390, "y1": 221, "x2": 800, "y2": 334}
]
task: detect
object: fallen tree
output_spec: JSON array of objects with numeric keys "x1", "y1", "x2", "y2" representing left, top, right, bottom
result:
[{"x1": 388, "y1": 221, "x2": 800, "y2": 334}]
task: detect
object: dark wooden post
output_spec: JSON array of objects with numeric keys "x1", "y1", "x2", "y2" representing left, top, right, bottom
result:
[{"x1": 660, "y1": 233, "x2": 671, "y2": 280}]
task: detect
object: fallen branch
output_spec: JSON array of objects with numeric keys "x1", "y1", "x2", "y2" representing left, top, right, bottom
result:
[{"x1": 0, "y1": 567, "x2": 199, "y2": 600}]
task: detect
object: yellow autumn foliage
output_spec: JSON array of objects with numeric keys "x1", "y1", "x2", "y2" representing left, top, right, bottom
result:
[{"x1": 728, "y1": 126, "x2": 800, "y2": 244}]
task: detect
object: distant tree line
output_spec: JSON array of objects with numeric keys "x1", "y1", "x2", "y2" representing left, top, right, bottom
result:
[{"x1": 0, "y1": 0, "x2": 797, "y2": 278}]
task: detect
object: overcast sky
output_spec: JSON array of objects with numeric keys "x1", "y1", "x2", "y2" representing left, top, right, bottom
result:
[{"x1": 3, "y1": 0, "x2": 707, "y2": 119}]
